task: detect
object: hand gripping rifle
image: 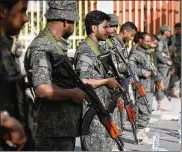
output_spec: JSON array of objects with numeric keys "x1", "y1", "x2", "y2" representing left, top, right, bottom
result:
[
  {"x1": 152, "y1": 69, "x2": 172, "y2": 101},
  {"x1": 57, "y1": 56, "x2": 124, "y2": 151},
  {"x1": 139, "y1": 53, "x2": 172, "y2": 101},
  {"x1": 97, "y1": 51, "x2": 139, "y2": 145},
  {"x1": 109, "y1": 43, "x2": 152, "y2": 114}
]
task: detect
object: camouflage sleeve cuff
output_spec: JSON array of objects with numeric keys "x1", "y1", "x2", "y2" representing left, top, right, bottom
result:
[
  {"x1": 155, "y1": 51, "x2": 168, "y2": 64},
  {"x1": 30, "y1": 51, "x2": 52, "y2": 88},
  {"x1": 32, "y1": 66, "x2": 52, "y2": 88}
]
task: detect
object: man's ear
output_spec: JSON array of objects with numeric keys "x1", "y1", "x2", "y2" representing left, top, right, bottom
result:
[
  {"x1": 63, "y1": 20, "x2": 69, "y2": 28},
  {"x1": 138, "y1": 38, "x2": 142, "y2": 43},
  {"x1": 91, "y1": 25, "x2": 97, "y2": 33},
  {"x1": 123, "y1": 29, "x2": 128, "y2": 35},
  {"x1": 0, "y1": 4, "x2": 8, "y2": 19}
]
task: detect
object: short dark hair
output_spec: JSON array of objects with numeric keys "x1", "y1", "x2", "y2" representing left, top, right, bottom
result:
[
  {"x1": 174, "y1": 22, "x2": 181, "y2": 28},
  {"x1": 160, "y1": 31, "x2": 164, "y2": 35},
  {"x1": 85, "y1": 10, "x2": 110, "y2": 35},
  {"x1": 139, "y1": 32, "x2": 150, "y2": 40},
  {"x1": 151, "y1": 34, "x2": 159, "y2": 41},
  {"x1": 133, "y1": 31, "x2": 143, "y2": 43},
  {"x1": 120, "y1": 21, "x2": 138, "y2": 33},
  {"x1": 0, "y1": 0, "x2": 19, "y2": 10}
]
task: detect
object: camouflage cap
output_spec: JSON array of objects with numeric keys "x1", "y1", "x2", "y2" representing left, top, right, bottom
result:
[
  {"x1": 108, "y1": 14, "x2": 119, "y2": 26},
  {"x1": 160, "y1": 25, "x2": 172, "y2": 32},
  {"x1": 45, "y1": 0, "x2": 79, "y2": 22}
]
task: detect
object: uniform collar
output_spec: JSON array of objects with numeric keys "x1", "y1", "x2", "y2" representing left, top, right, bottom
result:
[
  {"x1": 137, "y1": 45, "x2": 150, "y2": 54},
  {"x1": 45, "y1": 26, "x2": 70, "y2": 52},
  {"x1": 58, "y1": 37, "x2": 70, "y2": 52},
  {"x1": 115, "y1": 35, "x2": 126, "y2": 48}
]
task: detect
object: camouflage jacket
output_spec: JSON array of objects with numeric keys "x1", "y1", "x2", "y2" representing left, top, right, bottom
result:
[
  {"x1": 155, "y1": 35, "x2": 171, "y2": 68},
  {"x1": 170, "y1": 34, "x2": 181, "y2": 66},
  {"x1": 0, "y1": 35, "x2": 27, "y2": 123},
  {"x1": 99, "y1": 35, "x2": 128, "y2": 75},
  {"x1": 24, "y1": 27, "x2": 82, "y2": 138},
  {"x1": 129, "y1": 45, "x2": 162, "y2": 92},
  {"x1": 74, "y1": 40, "x2": 111, "y2": 109},
  {"x1": 0, "y1": 35, "x2": 33, "y2": 150},
  {"x1": 74, "y1": 39, "x2": 121, "y2": 129},
  {"x1": 171, "y1": 34, "x2": 181, "y2": 53}
]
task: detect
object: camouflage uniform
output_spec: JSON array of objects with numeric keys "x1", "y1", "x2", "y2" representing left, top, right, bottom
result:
[
  {"x1": 100, "y1": 36, "x2": 128, "y2": 75},
  {"x1": 129, "y1": 46, "x2": 162, "y2": 129},
  {"x1": 155, "y1": 35, "x2": 172, "y2": 99},
  {"x1": 0, "y1": 35, "x2": 33, "y2": 150},
  {"x1": 169, "y1": 34, "x2": 181, "y2": 91},
  {"x1": 24, "y1": 1, "x2": 81, "y2": 150},
  {"x1": 99, "y1": 36, "x2": 129, "y2": 132},
  {"x1": 74, "y1": 39, "x2": 121, "y2": 151},
  {"x1": 150, "y1": 49, "x2": 165, "y2": 101},
  {"x1": 24, "y1": 27, "x2": 81, "y2": 151}
]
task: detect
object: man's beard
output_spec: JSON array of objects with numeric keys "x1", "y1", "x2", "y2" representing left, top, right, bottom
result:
[{"x1": 63, "y1": 31, "x2": 73, "y2": 39}]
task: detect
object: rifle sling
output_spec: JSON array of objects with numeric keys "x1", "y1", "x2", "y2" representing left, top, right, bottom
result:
[
  {"x1": 42, "y1": 27, "x2": 65, "y2": 56},
  {"x1": 85, "y1": 37, "x2": 111, "y2": 77}
]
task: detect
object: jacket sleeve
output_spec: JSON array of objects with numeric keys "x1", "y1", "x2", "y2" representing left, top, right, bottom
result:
[
  {"x1": 155, "y1": 41, "x2": 168, "y2": 64},
  {"x1": 128, "y1": 53, "x2": 148, "y2": 77}
]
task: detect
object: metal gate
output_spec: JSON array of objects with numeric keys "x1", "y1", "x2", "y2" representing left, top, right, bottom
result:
[{"x1": 19, "y1": 1, "x2": 181, "y2": 53}]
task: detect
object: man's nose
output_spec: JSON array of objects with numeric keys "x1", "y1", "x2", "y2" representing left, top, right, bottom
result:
[{"x1": 24, "y1": 14, "x2": 30, "y2": 23}]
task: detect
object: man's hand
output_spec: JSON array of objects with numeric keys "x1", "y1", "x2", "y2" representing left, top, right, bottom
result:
[
  {"x1": 158, "y1": 80, "x2": 165, "y2": 91},
  {"x1": 106, "y1": 77, "x2": 120, "y2": 89},
  {"x1": 129, "y1": 78, "x2": 134, "y2": 84},
  {"x1": 167, "y1": 60, "x2": 173, "y2": 66},
  {"x1": 1, "y1": 113, "x2": 27, "y2": 151},
  {"x1": 170, "y1": 69, "x2": 175, "y2": 76},
  {"x1": 144, "y1": 71, "x2": 151, "y2": 78},
  {"x1": 70, "y1": 88, "x2": 87, "y2": 103}
]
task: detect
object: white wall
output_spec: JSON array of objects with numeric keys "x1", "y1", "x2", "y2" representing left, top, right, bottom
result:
[{"x1": 97, "y1": 1, "x2": 113, "y2": 14}]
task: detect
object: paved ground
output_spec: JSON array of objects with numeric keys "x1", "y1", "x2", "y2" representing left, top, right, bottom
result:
[{"x1": 75, "y1": 96, "x2": 181, "y2": 151}]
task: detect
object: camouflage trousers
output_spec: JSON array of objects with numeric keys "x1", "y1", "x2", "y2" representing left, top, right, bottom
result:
[
  {"x1": 155, "y1": 67, "x2": 171, "y2": 100},
  {"x1": 81, "y1": 108, "x2": 121, "y2": 151},
  {"x1": 135, "y1": 91, "x2": 154, "y2": 129},
  {"x1": 159, "y1": 67, "x2": 171, "y2": 88},
  {"x1": 170, "y1": 64, "x2": 181, "y2": 89},
  {"x1": 35, "y1": 137, "x2": 75, "y2": 151}
]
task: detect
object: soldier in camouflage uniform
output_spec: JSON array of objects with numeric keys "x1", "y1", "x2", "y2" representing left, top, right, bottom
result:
[
  {"x1": 103, "y1": 19, "x2": 137, "y2": 75},
  {"x1": 99, "y1": 15, "x2": 137, "y2": 134},
  {"x1": 149, "y1": 35, "x2": 166, "y2": 110},
  {"x1": 169, "y1": 23, "x2": 181, "y2": 97},
  {"x1": 24, "y1": 1, "x2": 87, "y2": 151},
  {"x1": 74, "y1": 10, "x2": 122, "y2": 151},
  {"x1": 129, "y1": 32, "x2": 163, "y2": 145},
  {"x1": 0, "y1": 0, "x2": 31, "y2": 150},
  {"x1": 155, "y1": 25, "x2": 173, "y2": 102}
]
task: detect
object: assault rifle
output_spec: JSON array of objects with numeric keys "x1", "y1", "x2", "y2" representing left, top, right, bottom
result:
[
  {"x1": 97, "y1": 52, "x2": 139, "y2": 145},
  {"x1": 56, "y1": 56, "x2": 124, "y2": 151},
  {"x1": 109, "y1": 44, "x2": 152, "y2": 114}
]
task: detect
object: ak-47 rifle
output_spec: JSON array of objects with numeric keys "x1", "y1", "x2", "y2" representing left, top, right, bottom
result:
[
  {"x1": 97, "y1": 52, "x2": 139, "y2": 145},
  {"x1": 57, "y1": 56, "x2": 124, "y2": 151},
  {"x1": 109, "y1": 42, "x2": 152, "y2": 114}
]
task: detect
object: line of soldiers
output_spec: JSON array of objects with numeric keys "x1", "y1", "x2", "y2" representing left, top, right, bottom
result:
[{"x1": 0, "y1": 0, "x2": 181, "y2": 151}]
